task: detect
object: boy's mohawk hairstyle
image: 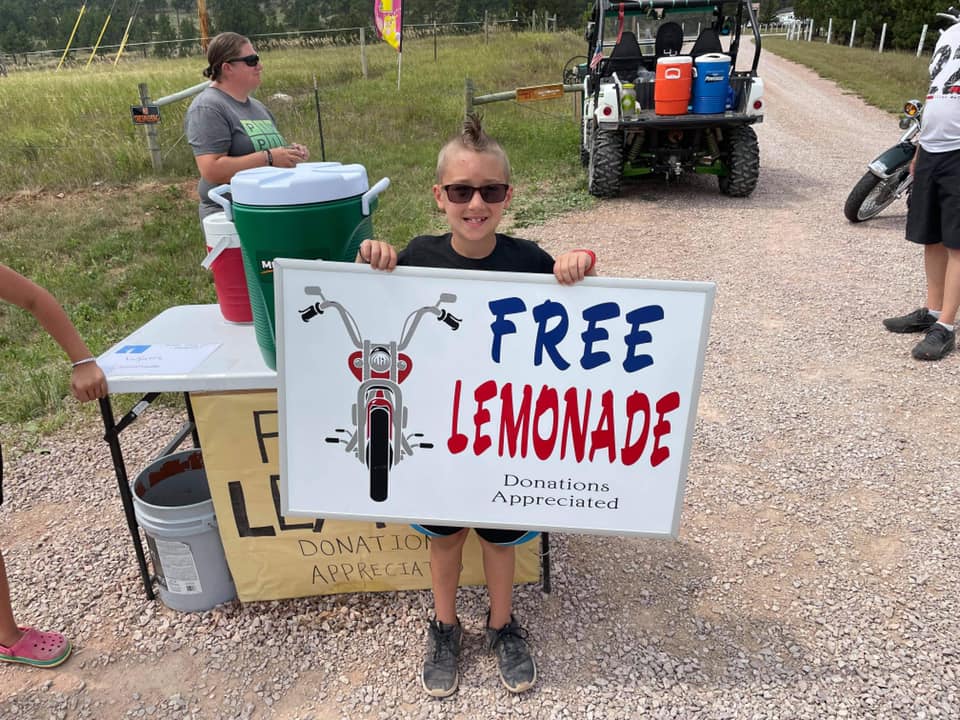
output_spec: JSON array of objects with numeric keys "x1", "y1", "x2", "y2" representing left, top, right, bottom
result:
[
  {"x1": 436, "y1": 111, "x2": 511, "y2": 182},
  {"x1": 461, "y1": 112, "x2": 489, "y2": 151}
]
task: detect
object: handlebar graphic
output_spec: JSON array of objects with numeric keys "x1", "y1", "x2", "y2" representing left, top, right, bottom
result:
[{"x1": 301, "y1": 286, "x2": 460, "y2": 350}]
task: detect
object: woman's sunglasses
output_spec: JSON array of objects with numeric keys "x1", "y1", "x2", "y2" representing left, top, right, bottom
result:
[
  {"x1": 442, "y1": 183, "x2": 510, "y2": 204},
  {"x1": 226, "y1": 54, "x2": 260, "y2": 67}
]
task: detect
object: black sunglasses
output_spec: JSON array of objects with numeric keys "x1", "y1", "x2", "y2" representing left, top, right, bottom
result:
[
  {"x1": 225, "y1": 54, "x2": 260, "y2": 67},
  {"x1": 442, "y1": 183, "x2": 510, "y2": 204}
]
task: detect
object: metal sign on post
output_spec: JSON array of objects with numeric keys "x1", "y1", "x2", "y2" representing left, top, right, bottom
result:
[
  {"x1": 516, "y1": 83, "x2": 565, "y2": 102},
  {"x1": 131, "y1": 105, "x2": 160, "y2": 124}
]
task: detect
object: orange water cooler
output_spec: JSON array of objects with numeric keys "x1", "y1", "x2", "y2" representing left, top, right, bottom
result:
[{"x1": 654, "y1": 56, "x2": 693, "y2": 115}]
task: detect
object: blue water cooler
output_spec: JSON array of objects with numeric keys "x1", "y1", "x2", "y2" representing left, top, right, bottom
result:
[{"x1": 691, "y1": 53, "x2": 731, "y2": 114}]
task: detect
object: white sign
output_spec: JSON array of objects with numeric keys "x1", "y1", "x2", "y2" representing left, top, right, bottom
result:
[{"x1": 275, "y1": 260, "x2": 714, "y2": 538}]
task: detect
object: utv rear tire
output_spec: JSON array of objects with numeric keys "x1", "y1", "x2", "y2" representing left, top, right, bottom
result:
[
  {"x1": 718, "y1": 125, "x2": 760, "y2": 197},
  {"x1": 588, "y1": 129, "x2": 623, "y2": 198}
]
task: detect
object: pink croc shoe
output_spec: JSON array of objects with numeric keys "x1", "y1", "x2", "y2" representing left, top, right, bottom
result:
[{"x1": 0, "y1": 627, "x2": 72, "y2": 668}]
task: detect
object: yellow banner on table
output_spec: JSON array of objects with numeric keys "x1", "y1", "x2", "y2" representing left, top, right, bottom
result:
[{"x1": 191, "y1": 391, "x2": 541, "y2": 601}]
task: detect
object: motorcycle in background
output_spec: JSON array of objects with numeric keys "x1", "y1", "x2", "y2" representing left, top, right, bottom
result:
[
  {"x1": 843, "y1": 99, "x2": 922, "y2": 223},
  {"x1": 299, "y1": 287, "x2": 461, "y2": 502},
  {"x1": 843, "y1": 7, "x2": 960, "y2": 223}
]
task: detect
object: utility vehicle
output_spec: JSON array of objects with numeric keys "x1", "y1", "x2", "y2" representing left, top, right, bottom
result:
[{"x1": 573, "y1": 0, "x2": 765, "y2": 197}]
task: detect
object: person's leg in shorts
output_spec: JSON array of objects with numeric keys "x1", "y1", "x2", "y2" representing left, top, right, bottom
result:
[
  {"x1": 412, "y1": 524, "x2": 468, "y2": 697},
  {"x1": 885, "y1": 149, "x2": 944, "y2": 330},
  {"x1": 908, "y1": 148, "x2": 960, "y2": 359},
  {"x1": 476, "y1": 527, "x2": 539, "y2": 693}
]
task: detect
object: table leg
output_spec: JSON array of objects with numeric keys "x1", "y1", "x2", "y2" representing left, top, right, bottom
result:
[
  {"x1": 184, "y1": 392, "x2": 200, "y2": 447},
  {"x1": 99, "y1": 396, "x2": 155, "y2": 600},
  {"x1": 541, "y1": 531, "x2": 551, "y2": 594}
]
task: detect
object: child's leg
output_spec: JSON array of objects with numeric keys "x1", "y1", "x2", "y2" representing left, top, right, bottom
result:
[
  {"x1": 0, "y1": 548, "x2": 22, "y2": 648},
  {"x1": 479, "y1": 539, "x2": 515, "y2": 629},
  {"x1": 429, "y1": 529, "x2": 469, "y2": 624},
  {"x1": 478, "y1": 538, "x2": 536, "y2": 693}
]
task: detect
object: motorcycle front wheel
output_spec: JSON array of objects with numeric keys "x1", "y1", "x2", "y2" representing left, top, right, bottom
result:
[
  {"x1": 843, "y1": 169, "x2": 910, "y2": 223},
  {"x1": 368, "y1": 407, "x2": 392, "y2": 502}
]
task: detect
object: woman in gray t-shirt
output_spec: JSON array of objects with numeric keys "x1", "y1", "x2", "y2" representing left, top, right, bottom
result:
[{"x1": 184, "y1": 32, "x2": 309, "y2": 219}]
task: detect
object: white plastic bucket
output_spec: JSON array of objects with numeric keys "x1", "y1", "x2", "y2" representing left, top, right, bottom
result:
[{"x1": 132, "y1": 449, "x2": 237, "y2": 612}]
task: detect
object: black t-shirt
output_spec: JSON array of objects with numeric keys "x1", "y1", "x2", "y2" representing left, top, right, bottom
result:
[{"x1": 397, "y1": 233, "x2": 555, "y2": 274}]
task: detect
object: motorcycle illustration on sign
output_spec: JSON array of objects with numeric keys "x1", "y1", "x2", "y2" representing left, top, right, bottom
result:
[{"x1": 299, "y1": 286, "x2": 461, "y2": 502}]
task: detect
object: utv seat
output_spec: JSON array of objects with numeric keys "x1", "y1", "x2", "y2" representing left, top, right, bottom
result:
[
  {"x1": 655, "y1": 22, "x2": 684, "y2": 59},
  {"x1": 690, "y1": 27, "x2": 723, "y2": 58},
  {"x1": 606, "y1": 30, "x2": 643, "y2": 82}
]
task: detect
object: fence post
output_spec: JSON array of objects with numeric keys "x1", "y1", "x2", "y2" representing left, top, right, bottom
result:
[
  {"x1": 806, "y1": 18, "x2": 813, "y2": 41},
  {"x1": 433, "y1": 20, "x2": 438, "y2": 62},
  {"x1": 360, "y1": 27, "x2": 368, "y2": 79},
  {"x1": 918, "y1": 24, "x2": 928, "y2": 57},
  {"x1": 484, "y1": 10, "x2": 489, "y2": 44},
  {"x1": 849, "y1": 20, "x2": 856, "y2": 48},
  {"x1": 138, "y1": 82, "x2": 163, "y2": 172},
  {"x1": 826, "y1": 18, "x2": 832, "y2": 44},
  {"x1": 879, "y1": 23, "x2": 887, "y2": 53}
]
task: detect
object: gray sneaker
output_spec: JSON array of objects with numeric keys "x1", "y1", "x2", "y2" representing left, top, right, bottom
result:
[
  {"x1": 912, "y1": 323, "x2": 956, "y2": 361},
  {"x1": 421, "y1": 620, "x2": 461, "y2": 698},
  {"x1": 486, "y1": 614, "x2": 537, "y2": 693},
  {"x1": 883, "y1": 307, "x2": 938, "y2": 333}
]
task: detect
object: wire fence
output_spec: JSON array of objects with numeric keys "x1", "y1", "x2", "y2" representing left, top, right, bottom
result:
[{"x1": 0, "y1": 16, "x2": 548, "y2": 73}]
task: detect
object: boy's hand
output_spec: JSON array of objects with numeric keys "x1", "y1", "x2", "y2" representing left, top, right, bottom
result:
[
  {"x1": 71, "y1": 363, "x2": 108, "y2": 402},
  {"x1": 357, "y1": 239, "x2": 398, "y2": 271},
  {"x1": 554, "y1": 249, "x2": 596, "y2": 285}
]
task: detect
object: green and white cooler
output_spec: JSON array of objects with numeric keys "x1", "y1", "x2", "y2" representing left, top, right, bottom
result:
[{"x1": 208, "y1": 163, "x2": 389, "y2": 370}]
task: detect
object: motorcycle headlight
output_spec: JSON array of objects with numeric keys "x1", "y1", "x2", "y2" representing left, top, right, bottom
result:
[{"x1": 369, "y1": 346, "x2": 392, "y2": 372}]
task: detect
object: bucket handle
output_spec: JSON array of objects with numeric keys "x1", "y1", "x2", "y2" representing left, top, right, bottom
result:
[
  {"x1": 207, "y1": 184, "x2": 233, "y2": 221},
  {"x1": 361, "y1": 177, "x2": 391, "y2": 216},
  {"x1": 201, "y1": 233, "x2": 234, "y2": 271},
  {"x1": 665, "y1": 68, "x2": 681, "y2": 80}
]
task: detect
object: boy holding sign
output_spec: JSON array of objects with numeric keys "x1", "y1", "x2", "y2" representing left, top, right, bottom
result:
[{"x1": 359, "y1": 114, "x2": 596, "y2": 697}]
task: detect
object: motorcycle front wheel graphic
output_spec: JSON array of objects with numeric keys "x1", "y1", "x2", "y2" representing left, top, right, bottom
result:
[{"x1": 367, "y1": 407, "x2": 393, "y2": 502}]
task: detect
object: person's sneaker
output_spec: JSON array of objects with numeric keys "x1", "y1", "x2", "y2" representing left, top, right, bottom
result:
[
  {"x1": 421, "y1": 619, "x2": 462, "y2": 698},
  {"x1": 912, "y1": 323, "x2": 956, "y2": 361},
  {"x1": 883, "y1": 307, "x2": 938, "y2": 333},
  {"x1": 486, "y1": 614, "x2": 537, "y2": 693}
]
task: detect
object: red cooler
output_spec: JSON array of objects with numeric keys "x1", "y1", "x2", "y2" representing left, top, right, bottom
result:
[
  {"x1": 201, "y1": 212, "x2": 253, "y2": 324},
  {"x1": 655, "y1": 56, "x2": 693, "y2": 115}
]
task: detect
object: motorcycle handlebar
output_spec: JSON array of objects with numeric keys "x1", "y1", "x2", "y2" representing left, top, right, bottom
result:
[
  {"x1": 439, "y1": 310, "x2": 461, "y2": 331},
  {"x1": 299, "y1": 303, "x2": 323, "y2": 322},
  {"x1": 937, "y1": 8, "x2": 960, "y2": 23}
]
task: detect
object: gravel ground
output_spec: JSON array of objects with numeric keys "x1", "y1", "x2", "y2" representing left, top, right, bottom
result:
[{"x1": 3, "y1": 48, "x2": 960, "y2": 719}]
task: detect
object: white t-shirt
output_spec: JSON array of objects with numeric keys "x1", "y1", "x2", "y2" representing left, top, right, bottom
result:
[{"x1": 920, "y1": 22, "x2": 960, "y2": 153}]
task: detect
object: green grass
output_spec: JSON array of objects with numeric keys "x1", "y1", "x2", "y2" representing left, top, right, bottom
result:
[
  {"x1": 763, "y1": 38, "x2": 930, "y2": 113},
  {"x1": 1, "y1": 32, "x2": 933, "y2": 436},
  {"x1": 0, "y1": 31, "x2": 593, "y2": 433}
]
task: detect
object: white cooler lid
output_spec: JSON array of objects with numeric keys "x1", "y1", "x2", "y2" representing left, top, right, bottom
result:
[
  {"x1": 695, "y1": 53, "x2": 731, "y2": 64},
  {"x1": 230, "y1": 162, "x2": 370, "y2": 207},
  {"x1": 657, "y1": 55, "x2": 693, "y2": 66}
]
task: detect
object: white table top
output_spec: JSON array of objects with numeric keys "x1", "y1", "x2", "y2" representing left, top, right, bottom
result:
[{"x1": 99, "y1": 305, "x2": 277, "y2": 393}]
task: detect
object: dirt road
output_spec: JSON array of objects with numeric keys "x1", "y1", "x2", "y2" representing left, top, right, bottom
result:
[{"x1": 3, "y1": 48, "x2": 958, "y2": 719}]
